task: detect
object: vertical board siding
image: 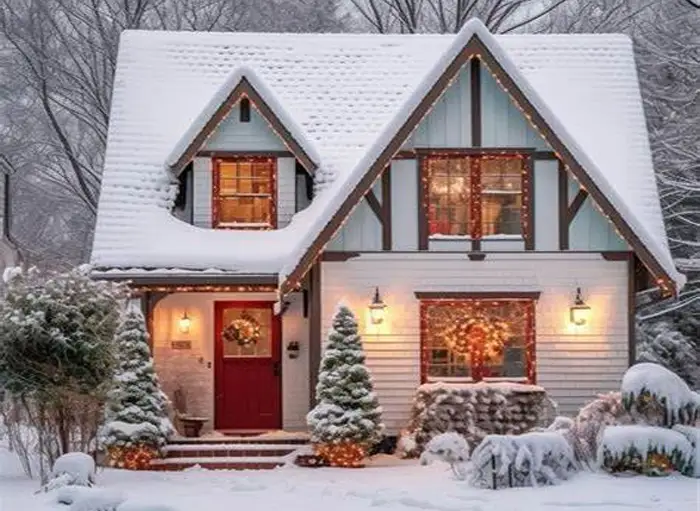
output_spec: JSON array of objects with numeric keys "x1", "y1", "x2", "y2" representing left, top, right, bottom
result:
[
  {"x1": 321, "y1": 253, "x2": 629, "y2": 433},
  {"x1": 405, "y1": 65, "x2": 472, "y2": 149},
  {"x1": 277, "y1": 157, "x2": 296, "y2": 227},
  {"x1": 202, "y1": 103, "x2": 286, "y2": 151},
  {"x1": 568, "y1": 177, "x2": 628, "y2": 250},
  {"x1": 328, "y1": 180, "x2": 382, "y2": 251},
  {"x1": 534, "y1": 160, "x2": 559, "y2": 250},
  {"x1": 193, "y1": 157, "x2": 212, "y2": 227},
  {"x1": 481, "y1": 71, "x2": 549, "y2": 150},
  {"x1": 152, "y1": 291, "x2": 310, "y2": 433},
  {"x1": 391, "y1": 160, "x2": 419, "y2": 250}
]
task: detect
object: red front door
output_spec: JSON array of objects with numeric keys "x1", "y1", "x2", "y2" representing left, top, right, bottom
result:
[{"x1": 214, "y1": 301, "x2": 281, "y2": 430}]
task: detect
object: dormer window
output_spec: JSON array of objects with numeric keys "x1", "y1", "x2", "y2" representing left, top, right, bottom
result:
[
  {"x1": 239, "y1": 97, "x2": 251, "y2": 123},
  {"x1": 212, "y1": 157, "x2": 276, "y2": 229}
]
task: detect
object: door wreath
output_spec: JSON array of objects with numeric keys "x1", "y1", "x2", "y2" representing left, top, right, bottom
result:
[
  {"x1": 222, "y1": 312, "x2": 261, "y2": 347},
  {"x1": 443, "y1": 314, "x2": 510, "y2": 363}
]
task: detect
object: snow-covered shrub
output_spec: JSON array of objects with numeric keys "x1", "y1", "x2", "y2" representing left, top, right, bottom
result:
[
  {"x1": 396, "y1": 430, "x2": 419, "y2": 459},
  {"x1": 118, "y1": 503, "x2": 177, "y2": 511},
  {"x1": 621, "y1": 363, "x2": 700, "y2": 427},
  {"x1": 0, "y1": 266, "x2": 127, "y2": 480},
  {"x1": 307, "y1": 304, "x2": 383, "y2": 466},
  {"x1": 469, "y1": 432, "x2": 578, "y2": 489},
  {"x1": 101, "y1": 306, "x2": 174, "y2": 468},
  {"x1": 54, "y1": 486, "x2": 125, "y2": 510},
  {"x1": 672, "y1": 425, "x2": 700, "y2": 477},
  {"x1": 547, "y1": 416, "x2": 574, "y2": 432},
  {"x1": 637, "y1": 319, "x2": 700, "y2": 389},
  {"x1": 598, "y1": 425, "x2": 694, "y2": 476},
  {"x1": 404, "y1": 382, "x2": 547, "y2": 455},
  {"x1": 569, "y1": 392, "x2": 632, "y2": 465},
  {"x1": 47, "y1": 452, "x2": 95, "y2": 489},
  {"x1": 419, "y1": 432, "x2": 470, "y2": 478}
]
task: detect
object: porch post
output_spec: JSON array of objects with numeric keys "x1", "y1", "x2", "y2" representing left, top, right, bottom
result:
[{"x1": 308, "y1": 261, "x2": 322, "y2": 408}]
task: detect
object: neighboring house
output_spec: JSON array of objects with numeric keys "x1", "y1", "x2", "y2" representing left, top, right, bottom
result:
[{"x1": 91, "y1": 19, "x2": 684, "y2": 435}]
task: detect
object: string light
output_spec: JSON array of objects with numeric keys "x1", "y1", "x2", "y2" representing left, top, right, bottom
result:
[
  {"x1": 315, "y1": 441, "x2": 366, "y2": 468},
  {"x1": 132, "y1": 284, "x2": 277, "y2": 293},
  {"x1": 106, "y1": 445, "x2": 158, "y2": 470}
]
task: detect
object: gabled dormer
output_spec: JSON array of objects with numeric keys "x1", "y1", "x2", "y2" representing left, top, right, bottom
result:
[{"x1": 167, "y1": 67, "x2": 319, "y2": 231}]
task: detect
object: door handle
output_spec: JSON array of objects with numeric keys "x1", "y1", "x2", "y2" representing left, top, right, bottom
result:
[{"x1": 273, "y1": 361, "x2": 281, "y2": 377}]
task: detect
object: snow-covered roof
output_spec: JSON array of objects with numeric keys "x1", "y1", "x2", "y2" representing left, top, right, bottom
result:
[{"x1": 91, "y1": 19, "x2": 684, "y2": 291}]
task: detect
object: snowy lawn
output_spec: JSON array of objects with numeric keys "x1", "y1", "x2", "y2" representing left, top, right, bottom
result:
[{"x1": 1, "y1": 448, "x2": 698, "y2": 511}]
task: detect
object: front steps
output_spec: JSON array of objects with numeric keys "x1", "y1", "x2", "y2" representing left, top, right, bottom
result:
[{"x1": 150, "y1": 434, "x2": 308, "y2": 471}]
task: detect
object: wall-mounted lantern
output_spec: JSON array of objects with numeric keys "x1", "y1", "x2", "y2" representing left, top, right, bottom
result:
[
  {"x1": 369, "y1": 287, "x2": 387, "y2": 325},
  {"x1": 178, "y1": 311, "x2": 192, "y2": 334},
  {"x1": 569, "y1": 288, "x2": 592, "y2": 326},
  {"x1": 287, "y1": 341, "x2": 300, "y2": 359}
]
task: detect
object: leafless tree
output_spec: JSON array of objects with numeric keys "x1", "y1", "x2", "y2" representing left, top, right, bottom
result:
[{"x1": 349, "y1": 0, "x2": 570, "y2": 33}]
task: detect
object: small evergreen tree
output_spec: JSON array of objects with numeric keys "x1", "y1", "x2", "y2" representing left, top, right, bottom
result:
[
  {"x1": 637, "y1": 319, "x2": 700, "y2": 389},
  {"x1": 100, "y1": 306, "x2": 174, "y2": 451},
  {"x1": 307, "y1": 304, "x2": 383, "y2": 447}
]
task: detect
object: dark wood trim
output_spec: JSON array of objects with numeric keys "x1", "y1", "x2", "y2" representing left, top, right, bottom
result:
[
  {"x1": 567, "y1": 188, "x2": 589, "y2": 225},
  {"x1": 467, "y1": 253, "x2": 486, "y2": 261},
  {"x1": 532, "y1": 151, "x2": 558, "y2": 160},
  {"x1": 417, "y1": 154, "x2": 429, "y2": 251},
  {"x1": 414, "y1": 291, "x2": 541, "y2": 300},
  {"x1": 628, "y1": 256, "x2": 637, "y2": 367},
  {"x1": 524, "y1": 155, "x2": 535, "y2": 251},
  {"x1": 212, "y1": 156, "x2": 277, "y2": 230},
  {"x1": 321, "y1": 251, "x2": 361, "y2": 262},
  {"x1": 308, "y1": 262, "x2": 322, "y2": 408},
  {"x1": 171, "y1": 78, "x2": 317, "y2": 175},
  {"x1": 601, "y1": 251, "x2": 633, "y2": 261},
  {"x1": 382, "y1": 166, "x2": 392, "y2": 250},
  {"x1": 279, "y1": 34, "x2": 676, "y2": 296},
  {"x1": 394, "y1": 150, "x2": 416, "y2": 159},
  {"x1": 470, "y1": 58, "x2": 481, "y2": 148},
  {"x1": 466, "y1": 38, "x2": 674, "y2": 294},
  {"x1": 140, "y1": 291, "x2": 168, "y2": 353},
  {"x1": 558, "y1": 161, "x2": 569, "y2": 250},
  {"x1": 364, "y1": 189, "x2": 383, "y2": 221},
  {"x1": 197, "y1": 150, "x2": 294, "y2": 158}
]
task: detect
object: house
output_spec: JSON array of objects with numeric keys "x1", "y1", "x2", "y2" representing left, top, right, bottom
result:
[{"x1": 91, "y1": 19, "x2": 684, "y2": 436}]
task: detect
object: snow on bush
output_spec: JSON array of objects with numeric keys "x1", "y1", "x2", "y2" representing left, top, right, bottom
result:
[
  {"x1": 307, "y1": 304, "x2": 383, "y2": 448},
  {"x1": 621, "y1": 363, "x2": 700, "y2": 427},
  {"x1": 54, "y1": 486, "x2": 125, "y2": 510},
  {"x1": 637, "y1": 319, "x2": 700, "y2": 389},
  {"x1": 569, "y1": 392, "x2": 632, "y2": 465},
  {"x1": 404, "y1": 382, "x2": 547, "y2": 455},
  {"x1": 597, "y1": 425, "x2": 694, "y2": 476},
  {"x1": 547, "y1": 416, "x2": 574, "y2": 432},
  {"x1": 100, "y1": 306, "x2": 174, "y2": 454},
  {"x1": 419, "y1": 432, "x2": 470, "y2": 478},
  {"x1": 469, "y1": 431, "x2": 578, "y2": 489},
  {"x1": 672, "y1": 425, "x2": 700, "y2": 477},
  {"x1": 48, "y1": 452, "x2": 95, "y2": 488},
  {"x1": 118, "y1": 503, "x2": 177, "y2": 511}
]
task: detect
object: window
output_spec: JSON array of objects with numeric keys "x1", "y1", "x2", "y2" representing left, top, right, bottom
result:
[
  {"x1": 212, "y1": 157, "x2": 276, "y2": 229},
  {"x1": 423, "y1": 154, "x2": 527, "y2": 238},
  {"x1": 420, "y1": 298, "x2": 535, "y2": 382},
  {"x1": 239, "y1": 97, "x2": 251, "y2": 123}
]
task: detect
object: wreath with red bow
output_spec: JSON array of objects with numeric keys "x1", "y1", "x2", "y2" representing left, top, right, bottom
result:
[{"x1": 222, "y1": 312, "x2": 261, "y2": 347}]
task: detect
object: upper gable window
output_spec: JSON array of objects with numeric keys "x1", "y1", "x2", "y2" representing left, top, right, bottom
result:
[
  {"x1": 424, "y1": 153, "x2": 526, "y2": 238},
  {"x1": 239, "y1": 97, "x2": 251, "y2": 123},
  {"x1": 212, "y1": 157, "x2": 276, "y2": 229}
]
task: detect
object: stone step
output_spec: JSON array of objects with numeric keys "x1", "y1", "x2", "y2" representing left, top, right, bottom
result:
[
  {"x1": 150, "y1": 456, "x2": 286, "y2": 471},
  {"x1": 163, "y1": 443, "x2": 298, "y2": 459},
  {"x1": 168, "y1": 435, "x2": 308, "y2": 446}
]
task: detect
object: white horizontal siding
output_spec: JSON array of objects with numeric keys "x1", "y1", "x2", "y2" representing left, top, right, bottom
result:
[
  {"x1": 193, "y1": 157, "x2": 212, "y2": 228},
  {"x1": 277, "y1": 157, "x2": 296, "y2": 228},
  {"x1": 321, "y1": 252, "x2": 629, "y2": 433},
  {"x1": 202, "y1": 103, "x2": 286, "y2": 152}
]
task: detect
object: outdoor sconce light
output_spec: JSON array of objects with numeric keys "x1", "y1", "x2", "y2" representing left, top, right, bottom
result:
[
  {"x1": 178, "y1": 311, "x2": 192, "y2": 334},
  {"x1": 369, "y1": 287, "x2": 387, "y2": 325},
  {"x1": 287, "y1": 341, "x2": 300, "y2": 359},
  {"x1": 569, "y1": 288, "x2": 592, "y2": 326}
]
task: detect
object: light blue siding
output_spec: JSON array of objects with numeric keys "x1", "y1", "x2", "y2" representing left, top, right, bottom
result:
[
  {"x1": 568, "y1": 177, "x2": 627, "y2": 250},
  {"x1": 481, "y1": 71, "x2": 549, "y2": 150},
  {"x1": 534, "y1": 160, "x2": 559, "y2": 250},
  {"x1": 202, "y1": 103, "x2": 286, "y2": 151},
  {"x1": 328, "y1": 180, "x2": 382, "y2": 251}
]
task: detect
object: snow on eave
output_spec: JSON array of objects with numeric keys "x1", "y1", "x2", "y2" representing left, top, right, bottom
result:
[
  {"x1": 281, "y1": 18, "x2": 684, "y2": 293},
  {"x1": 165, "y1": 65, "x2": 321, "y2": 173}
]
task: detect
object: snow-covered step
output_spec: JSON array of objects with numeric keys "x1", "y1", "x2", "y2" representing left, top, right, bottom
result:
[
  {"x1": 168, "y1": 434, "x2": 308, "y2": 446},
  {"x1": 150, "y1": 456, "x2": 288, "y2": 471},
  {"x1": 163, "y1": 443, "x2": 299, "y2": 459}
]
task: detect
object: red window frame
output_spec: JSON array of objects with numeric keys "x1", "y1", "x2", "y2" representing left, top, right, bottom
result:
[
  {"x1": 211, "y1": 157, "x2": 277, "y2": 230},
  {"x1": 419, "y1": 298, "x2": 536, "y2": 383}
]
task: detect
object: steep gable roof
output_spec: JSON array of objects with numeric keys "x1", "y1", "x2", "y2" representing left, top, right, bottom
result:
[
  {"x1": 167, "y1": 66, "x2": 320, "y2": 174},
  {"x1": 91, "y1": 20, "x2": 684, "y2": 293}
]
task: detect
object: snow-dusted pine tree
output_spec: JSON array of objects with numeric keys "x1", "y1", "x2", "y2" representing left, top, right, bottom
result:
[
  {"x1": 307, "y1": 304, "x2": 383, "y2": 461},
  {"x1": 637, "y1": 320, "x2": 700, "y2": 390},
  {"x1": 100, "y1": 306, "x2": 174, "y2": 462}
]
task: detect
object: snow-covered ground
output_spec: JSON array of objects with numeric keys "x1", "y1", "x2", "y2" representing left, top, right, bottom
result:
[{"x1": 0, "y1": 447, "x2": 697, "y2": 511}]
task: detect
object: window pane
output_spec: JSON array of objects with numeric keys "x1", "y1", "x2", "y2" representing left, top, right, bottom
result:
[
  {"x1": 215, "y1": 159, "x2": 274, "y2": 228},
  {"x1": 480, "y1": 157, "x2": 523, "y2": 236},
  {"x1": 218, "y1": 197, "x2": 272, "y2": 225},
  {"x1": 422, "y1": 300, "x2": 532, "y2": 381},
  {"x1": 221, "y1": 307, "x2": 271, "y2": 358},
  {"x1": 427, "y1": 157, "x2": 471, "y2": 236}
]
